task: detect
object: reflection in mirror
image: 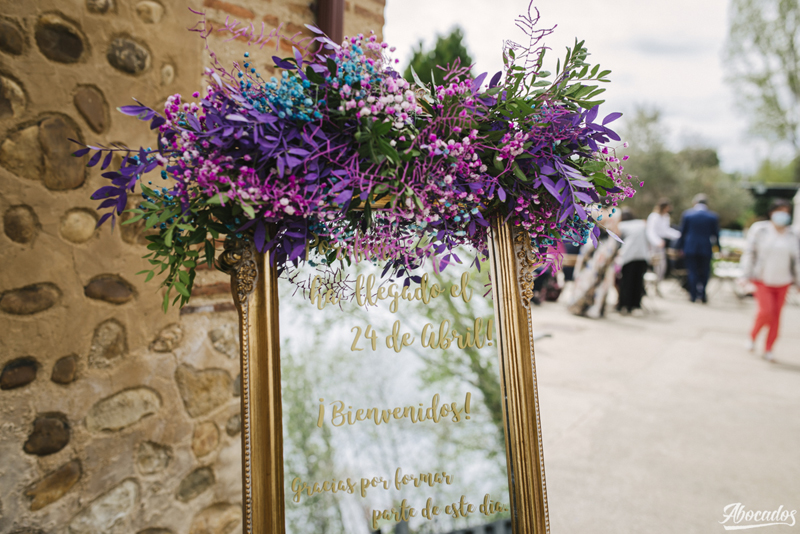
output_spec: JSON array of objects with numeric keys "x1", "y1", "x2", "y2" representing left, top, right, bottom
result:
[{"x1": 279, "y1": 252, "x2": 511, "y2": 533}]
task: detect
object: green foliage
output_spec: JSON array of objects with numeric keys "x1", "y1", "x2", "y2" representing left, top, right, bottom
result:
[
  {"x1": 621, "y1": 107, "x2": 753, "y2": 228},
  {"x1": 403, "y1": 27, "x2": 474, "y2": 85},
  {"x1": 724, "y1": 0, "x2": 800, "y2": 151},
  {"x1": 751, "y1": 157, "x2": 800, "y2": 183}
]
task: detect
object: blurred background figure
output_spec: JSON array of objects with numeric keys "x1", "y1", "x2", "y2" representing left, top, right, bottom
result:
[
  {"x1": 567, "y1": 210, "x2": 621, "y2": 318},
  {"x1": 741, "y1": 199, "x2": 800, "y2": 362},
  {"x1": 677, "y1": 194, "x2": 720, "y2": 303},
  {"x1": 646, "y1": 198, "x2": 681, "y2": 282},
  {"x1": 616, "y1": 208, "x2": 650, "y2": 314}
]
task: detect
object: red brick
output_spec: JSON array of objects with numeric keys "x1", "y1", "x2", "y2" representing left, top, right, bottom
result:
[
  {"x1": 262, "y1": 14, "x2": 279, "y2": 27},
  {"x1": 203, "y1": 0, "x2": 256, "y2": 20},
  {"x1": 192, "y1": 282, "x2": 231, "y2": 297}
]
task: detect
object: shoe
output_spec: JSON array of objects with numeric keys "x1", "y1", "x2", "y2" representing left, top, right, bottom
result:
[
  {"x1": 746, "y1": 340, "x2": 755, "y2": 352},
  {"x1": 763, "y1": 351, "x2": 776, "y2": 362}
]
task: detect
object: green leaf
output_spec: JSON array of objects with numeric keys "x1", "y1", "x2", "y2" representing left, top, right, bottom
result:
[
  {"x1": 173, "y1": 280, "x2": 190, "y2": 298},
  {"x1": 164, "y1": 226, "x2": 175, "y2": 247},
  {"x1": 241, "y1": 203, "x2": 255, "y2": 219},
  {"x1": 410, "y1": 65, "x2": 426, "y2": 90},
  {"x1": 204, "y1": 240, "x2": 215, "y2": 268},
  {"x1": 512, "y1": 163, "x2": 528, "y2": 182},
  {"x1": 121, "y1": 212, "x2": 145, "y2": 225},
  {"x1": 144, "y1": 271, "x2": 155, "y2": 283},
  {"x1": 306, "y1": 66, "x2": 325, "y2": 85}
]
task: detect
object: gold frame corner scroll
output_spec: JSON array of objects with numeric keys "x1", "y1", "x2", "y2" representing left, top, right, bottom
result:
[{"x1": 224, "y1": 217, "x2": 550, "y2": 534}]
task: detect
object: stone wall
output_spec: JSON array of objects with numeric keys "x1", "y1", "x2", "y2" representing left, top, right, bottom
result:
[{"x1": 0, "y1": 1, "x2": 384, "y2": 533}]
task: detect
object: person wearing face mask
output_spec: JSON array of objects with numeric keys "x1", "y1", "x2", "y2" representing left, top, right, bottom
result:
[{"x1": 740, "y1": 199, "x2": 800, "y2": 362}]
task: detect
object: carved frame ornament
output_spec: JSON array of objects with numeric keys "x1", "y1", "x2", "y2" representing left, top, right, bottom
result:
[{"x1": 222, "y1": 217, "x2": 549, "y2": 534}]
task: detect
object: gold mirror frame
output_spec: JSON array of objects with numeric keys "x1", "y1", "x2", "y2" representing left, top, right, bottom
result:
[{"x1": 220, "y1": 217, "x2": 550, "y2": 534}]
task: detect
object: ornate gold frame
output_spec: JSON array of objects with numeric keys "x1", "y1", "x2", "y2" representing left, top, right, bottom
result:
[{"x1": 221, "y1": 217, "x2": 549, "y2": 534}]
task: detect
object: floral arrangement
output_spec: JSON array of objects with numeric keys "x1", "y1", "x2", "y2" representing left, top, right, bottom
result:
[{"x1": 82, "y1": 6, "x2": 635, "y2": 310}]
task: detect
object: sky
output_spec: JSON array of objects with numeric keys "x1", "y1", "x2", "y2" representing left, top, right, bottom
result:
[{"x1": 383, "y1": 0, "x2": 794, "y2": 175}]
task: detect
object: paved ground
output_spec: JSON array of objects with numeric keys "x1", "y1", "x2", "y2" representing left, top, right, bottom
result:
[{"x1": 532, "y1": 279, "x2": 800, "y2": 534}]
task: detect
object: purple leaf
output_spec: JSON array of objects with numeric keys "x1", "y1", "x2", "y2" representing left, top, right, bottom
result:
[
  {"x1": 186, "y1": 113, "x2": 202, "y2": 131},
  {"x1": 87, "y1": 151, "x2": 103, "y2": 167},
  {"x1": 101, "y1": 152, "x2": 113, "y2": 170},
  {"x1": 272, "y1": 56, "x2": 296, "y2": 70},
  {"x1": 225, "y1": 114, "x2": 249, "y2": 122},
  {"x1": 150, "y1": 115, "x2": 166, "y2": 130},
  {"x1": 541, "y1": 176, "x2": 561, "y2": 199},
  {"x1": 489, "y1": 71, "x2": 502, "y2": 88},
  {"x1": 293, "y1": 47, "x2": 303, "y2": 69},
  {"x1": 602, "y1": 112, "x2": 622, "y2": 125},
  {"x1": 497, "y1": 186, "x2": 506, "y2": 202},
  {"x1": 471, "y1": 72, "x2": 488, "y2": 94},
  {"x1": 605, "y1": 227, "x2": 623, "y2": 243},
  {"x1": 72, "y1": 147, "x2": 91, "y2": 158},
  {"x1": 91, "y1": 186, "x2": 118, "y2": 199},
  {"x1": 333, "y1": 189, "x2": 352, "y2": 205},
  {"x1": 574, "y1": 191, "x2": 594, "y2": 203},
  {"x1": 119, "y1": 105, "x2": 150, "y2": 117},
  {"x1": 97, "y1": 212, "x2": 113, "y2": 227},
  {"x1": 254, "y1": 221, "x2": 266, "y2": 251},
  {"x1": 305, "y1": 24, "x2": 324, "y2": 34},
  {"x1": 585, "y1": 105, "x2": 599, "y2": 125}
]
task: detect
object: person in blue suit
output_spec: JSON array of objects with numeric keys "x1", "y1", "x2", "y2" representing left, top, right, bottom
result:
[{"x1": 677, "y1": 194, "x2": 720, "y2": 303}]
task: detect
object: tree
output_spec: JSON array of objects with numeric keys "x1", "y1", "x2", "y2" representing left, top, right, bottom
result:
[
  {"x1": 621, "y1": 106, "x2": 753, "y2": 228},
  {"x1": 724, "y1": 0, "x2": 800, "y2": 151},
  {"x1": 403, "y1": 27, "x2": 473, "y2": 86}
]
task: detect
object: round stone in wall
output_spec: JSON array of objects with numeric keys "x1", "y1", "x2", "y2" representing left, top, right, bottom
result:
[
  {"x1": 0, "y1": 19, "x2": 25, "y2": 56},
  {"x1": 85, "y1": 387, "x2": 161, "y2": 431},
  {"x1": 176, "y1": 467, "x2": 215, "y2": 502},
  {"x1": 84, "y1": 274, "x2": 135, "y2": 304},
  {"x1": 23, "y1": 413, "x2": 70, "y2": 456},
  {"x1": 188, "y1": 503, "x2": 240, "y2": 534},
  {"x1": 51, "y1": 354, "x2": 78, "y2": 384},
  {"x1": 160, "y1": 64, "x2": 175, "y2": 87},
  {"x1": 0, "y1": 125, "x2": 44, "y2": 182},
  {"x1": 60, "y1": 208, "x2": 97, "y2": 243},
  {"x1": 4, "y1": 205, "x2": 38, "y2": 244},
  {"x1": 1, "y1": 357, "x2": 38, "y2": 390},
  {"x1": 192, "y1": 421, "x2": 219, "y2": 458},
  {"x1": 150, "y1": 323, "x2": 183, "y2": 352},
  {"x1": 73, "y1": 86, "x2": 108, "y2": 133},
  {"x1": 107, "y1": 37, "x2": 151, "y2": 75},
  {"x1": 0, "y1": 283, "x2": 61, "y2": 315},
  {"x1": 24, "y1": 459, "x2": 81, "y2": 511},
  {"x1": 39, "y1": 115, "x2": 86, "y2": 190},
  {"x1": 136, "y1": 1, "x2": 164, "y2": 23},
  {"x1": 225, "y1": 413, "x2": 241, "y2": 437},
  {"x1": 35, "y1": 14, "x2": 85, "y2": 64},
  {"x1": 88, "y1": 319, "x2": 127, "y2": 368},
  {"x1": 0, "y1": 75, "x2": 26, "y2": 120},
  {"x1": 69, "y1": 479, "x2": 139, "y2": 534},
  {"x1": 86, "y1": 0, "x2": 114, "y2": 14},
  {"x1": 136, "y1": 441, "x2": 171, "y2": 474}
]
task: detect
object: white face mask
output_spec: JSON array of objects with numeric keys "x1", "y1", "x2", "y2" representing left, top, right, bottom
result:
[{"x1": 771, "y1": 211, "x2": 791, "y2": 227}]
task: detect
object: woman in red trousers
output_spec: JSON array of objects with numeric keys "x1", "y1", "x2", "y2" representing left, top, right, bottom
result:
[{"x1": 741, "y1": 199, "x2": 800, "y2": 362}]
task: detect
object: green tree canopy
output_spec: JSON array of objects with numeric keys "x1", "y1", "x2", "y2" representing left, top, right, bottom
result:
[
  {"x1": 403, "y1": 27, "x2": 473, "y2": 86},
  {"x1": 621, "y1": 107, "x2": 753, "y2": 228},
  {"x1": 724, "y1": 0, "x2": 800, "y2": 151}
]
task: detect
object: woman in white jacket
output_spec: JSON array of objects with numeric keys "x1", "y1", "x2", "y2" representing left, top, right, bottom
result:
[
  {"x1": 646, "y1": 198, "x2": 682, "y2": 281},
  {"x1": 741, "y1": 199, "x2": 800, "y2": 361}
]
